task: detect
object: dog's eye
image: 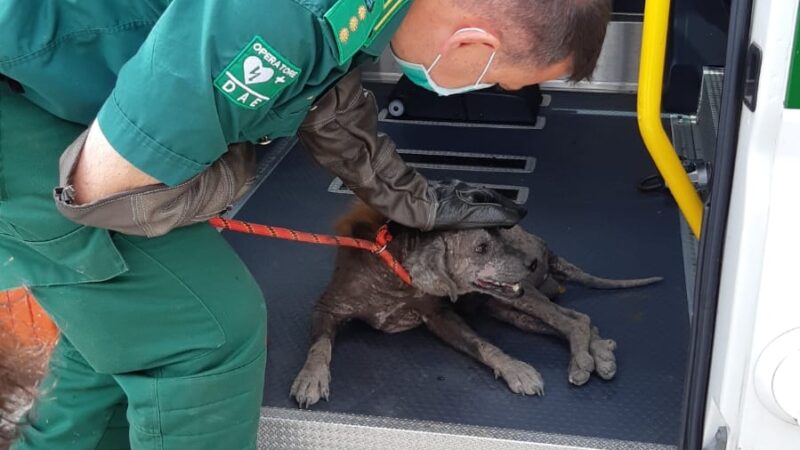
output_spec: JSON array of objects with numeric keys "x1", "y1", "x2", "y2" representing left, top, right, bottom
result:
[{"x1": 474, "y1": 243, "x2": 488, "y2": 254}]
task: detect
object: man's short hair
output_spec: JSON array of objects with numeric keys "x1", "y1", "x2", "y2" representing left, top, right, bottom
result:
[{"x1": 471, "y1": 0, "x2": 613, "y2": 81}]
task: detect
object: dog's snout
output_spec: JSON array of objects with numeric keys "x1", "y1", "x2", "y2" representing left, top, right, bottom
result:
[{"x1": 529, "y1": 258, "x2": 539, "y2": 272}]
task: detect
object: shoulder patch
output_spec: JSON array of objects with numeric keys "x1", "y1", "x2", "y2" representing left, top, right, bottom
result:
[
  {"x1": 365, "y1": 0, "x2": 409, "y2": 47},
  {"x1": 214, "y1": 36, "x2": 302, "y2": 110},
  {"x1": 324, "y1": 0, "x2": 384, "y2": 65},
  {"x1": 370, "y1": 0, "x2": 409, "y2": 37}
]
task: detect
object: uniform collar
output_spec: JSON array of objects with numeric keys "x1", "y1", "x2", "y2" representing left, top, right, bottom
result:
[{"x1": 360, "y1": 0, "x2": 413, "y2": 58}]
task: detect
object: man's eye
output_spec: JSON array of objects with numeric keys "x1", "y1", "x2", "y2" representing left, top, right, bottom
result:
[{"x1": 475, "y1": 243, "x2": 488, "y2": 254}]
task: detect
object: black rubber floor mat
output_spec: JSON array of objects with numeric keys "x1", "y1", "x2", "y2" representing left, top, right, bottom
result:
[{"x1": 225, "y1": 97, "x2": 689, "y2": 446}]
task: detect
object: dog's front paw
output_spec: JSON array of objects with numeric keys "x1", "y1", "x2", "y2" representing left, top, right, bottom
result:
[
  {"x1": 590, "y1": 337, "x2": 617, "y2": 380},
  {"x1": 495, "y1": 359, "x2": 545, "y2": 396},
  {"x1": 291, "y1": 364, "x2": 331, "y2": 409},
  {"x1": 568, "y1": 351, "x2": 595, "y2": 386}
]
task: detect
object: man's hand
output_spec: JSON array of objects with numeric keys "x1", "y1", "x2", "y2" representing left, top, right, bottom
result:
[
  {"x1": 430, "y1": 180, "x2": 526, "y2": 230},
  {"x1": 72, "y1": 121, "x2": 160, "y2": 204}
]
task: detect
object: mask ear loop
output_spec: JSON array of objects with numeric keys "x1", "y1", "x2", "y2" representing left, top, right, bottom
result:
[
  {"x1": 427, "y1": 50, "x2": 495, "y2": 84},
  {"x1": 426, "y1": 53, "x2": 445, "y2": 75},
  {"x1": 474, "y1": 51, "x2": 496, "y2": 85}
]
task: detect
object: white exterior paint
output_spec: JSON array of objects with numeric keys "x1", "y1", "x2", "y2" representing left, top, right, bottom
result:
[{"x1": 704, "y1": 1, "x2": 800, "y2": 449}]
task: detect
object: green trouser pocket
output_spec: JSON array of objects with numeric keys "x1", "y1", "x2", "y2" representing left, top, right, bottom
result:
[
  {"x1": 0, "y1": 83, "x2": 129, "y2": 290},
  {"x1": 0, "y1": 226, "x2": 128, "y2": 290},
  {"x1": 122, "y1": 350, "x2": 266, "y2": 450}
]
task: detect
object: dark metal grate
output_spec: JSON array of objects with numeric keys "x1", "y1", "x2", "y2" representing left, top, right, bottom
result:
[
  {"x1": 397, "y1": 150, "x2": 535, "y2": 173},
  {"x1": 328, "y1": 178, "x2": 529, "y2": 205}
]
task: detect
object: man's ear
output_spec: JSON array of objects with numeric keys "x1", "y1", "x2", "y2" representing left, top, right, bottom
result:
[
  {"x1": 442, "y1": 28, "x2": 501, "y2": 54},
  {"x1": 406, "y1": 235, "x2": 459, "y2": 302}
]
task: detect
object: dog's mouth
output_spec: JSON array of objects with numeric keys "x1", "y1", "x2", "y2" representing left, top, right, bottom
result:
[{"x1": 474, "y1": 279, "x2": 524, "y2": 298}]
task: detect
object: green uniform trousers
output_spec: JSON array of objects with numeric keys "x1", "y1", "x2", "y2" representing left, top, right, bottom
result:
[{"x1": 1, "y1": 85, "x2": 267, "y2": 449}]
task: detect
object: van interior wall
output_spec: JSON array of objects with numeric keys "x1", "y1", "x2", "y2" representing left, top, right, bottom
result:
[{"x1": 663, "y1": 0, "x2": 730, "y2": 113}]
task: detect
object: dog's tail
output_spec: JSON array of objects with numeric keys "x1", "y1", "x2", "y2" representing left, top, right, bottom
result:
[
  {"x1": 549, "y1": 254, "x2": 663, "y2": 289},
  {"x1": 335, "y1": 201, "x2": 387, "y2": 238}
]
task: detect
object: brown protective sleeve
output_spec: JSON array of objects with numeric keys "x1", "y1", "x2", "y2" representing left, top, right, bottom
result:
[
  {"x1": 298, "y1": 70, "x2": 436, "y2": 230},
  {"x1": 53, "y1": 130, "x2": 257, "y2": 237}
]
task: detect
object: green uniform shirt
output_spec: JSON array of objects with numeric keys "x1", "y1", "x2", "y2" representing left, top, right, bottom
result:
[{"x1": 0, "y1": 0, "x2": 411, "y2": 186}]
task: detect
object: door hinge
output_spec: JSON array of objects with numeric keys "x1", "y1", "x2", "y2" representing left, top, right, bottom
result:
[{"x1": 702, "y1": 427, "x2": 729, "y2": 450}]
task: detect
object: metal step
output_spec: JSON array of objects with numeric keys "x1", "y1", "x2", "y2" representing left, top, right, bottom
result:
[
  {"x1": 257, "y1": 408, "x2": 674, "y2": 450},
  {"x1": 669, "y1": 68, "x2": 725, "y2": 319}
]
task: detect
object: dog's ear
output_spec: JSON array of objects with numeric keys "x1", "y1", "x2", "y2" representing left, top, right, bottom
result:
[{"x1": 406, "y1": 235, "x2": 459, "y2": 302}]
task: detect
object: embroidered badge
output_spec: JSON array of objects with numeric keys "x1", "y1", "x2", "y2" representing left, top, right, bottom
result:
[
  {"x1": 214, "y1": 36, "x2": 302, "y2": 110},
  {"x1": 325, "y1": 0, "x2": 384, "y2": 65}
]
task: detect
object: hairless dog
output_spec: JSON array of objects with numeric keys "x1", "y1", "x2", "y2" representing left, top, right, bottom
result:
[{"x1": 291, "y1": 203, "x2": 662, "y2": 408}]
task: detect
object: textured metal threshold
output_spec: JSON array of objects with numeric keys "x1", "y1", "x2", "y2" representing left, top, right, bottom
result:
[{"x1": 257, "y1": 408, "x2": 677, "y2": 450}]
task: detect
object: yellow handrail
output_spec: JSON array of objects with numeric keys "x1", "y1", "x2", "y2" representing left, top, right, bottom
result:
[{"x1": 637, "y1": 0, "x2": 704, "y2": 238}]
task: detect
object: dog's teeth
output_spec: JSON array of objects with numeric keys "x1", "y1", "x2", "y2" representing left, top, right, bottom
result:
[{"x1": 511, "y1": 283, "x2": 521, "y2": 293}]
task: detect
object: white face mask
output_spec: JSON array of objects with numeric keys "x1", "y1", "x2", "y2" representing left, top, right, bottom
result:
[{"x1": 391, "y1": 28, "x2": 497, "y2": 97}]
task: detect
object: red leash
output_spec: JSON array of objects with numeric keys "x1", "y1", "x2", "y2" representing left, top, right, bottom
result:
[{"x1": 208, "y1": 217, "x2": 412, "y2": 285}]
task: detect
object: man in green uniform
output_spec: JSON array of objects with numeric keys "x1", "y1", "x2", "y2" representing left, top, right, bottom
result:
[{"x1": 0, "y1": 0, "x2": 611, "y2": 448}]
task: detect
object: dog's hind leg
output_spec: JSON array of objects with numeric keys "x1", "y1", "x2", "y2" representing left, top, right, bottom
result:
[
  {"x1": 484, "y1": 300, "x2": 617, "y2": 381},
  {"x1": 291, "y1": 310, "x2": 341, "y2": 408},
  {"x1": 423, "y1": 307, "x2": 545, "y2": 396}
]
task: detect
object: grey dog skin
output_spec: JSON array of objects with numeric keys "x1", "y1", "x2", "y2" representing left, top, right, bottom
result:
[{"x1": 291, "y1": 204, "x2": 662, "y2": 408}]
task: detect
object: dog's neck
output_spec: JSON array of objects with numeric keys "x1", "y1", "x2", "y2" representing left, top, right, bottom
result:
[
  {"x1": 383, "y1": 224, "x2": 423, "y2": 263},
  {"x1": 348, "y1": 221, "x2": 444, "y2": 297},
  {"x1": 385, "y1": 225, "x2": 457, "y2": 299}
]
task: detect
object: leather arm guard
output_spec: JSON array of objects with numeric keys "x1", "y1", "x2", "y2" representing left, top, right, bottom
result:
[
  {"x1": 298, "y1": 70, "x2": 437, "y2": 230},
  {"x1": 298, "y1": 70, "x2": 526, "y2": 230},
  {"x1": 53, "y1": 130, "x2": 256, "y2": 237}
]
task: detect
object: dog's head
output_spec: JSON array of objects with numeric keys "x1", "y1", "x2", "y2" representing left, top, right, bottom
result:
[
  {"x1": 495, "y1": 226, "x2": 565, "y2": 298},
  {"x1": 405, "y1": 227, "x2": 536, "y2": 301}
]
